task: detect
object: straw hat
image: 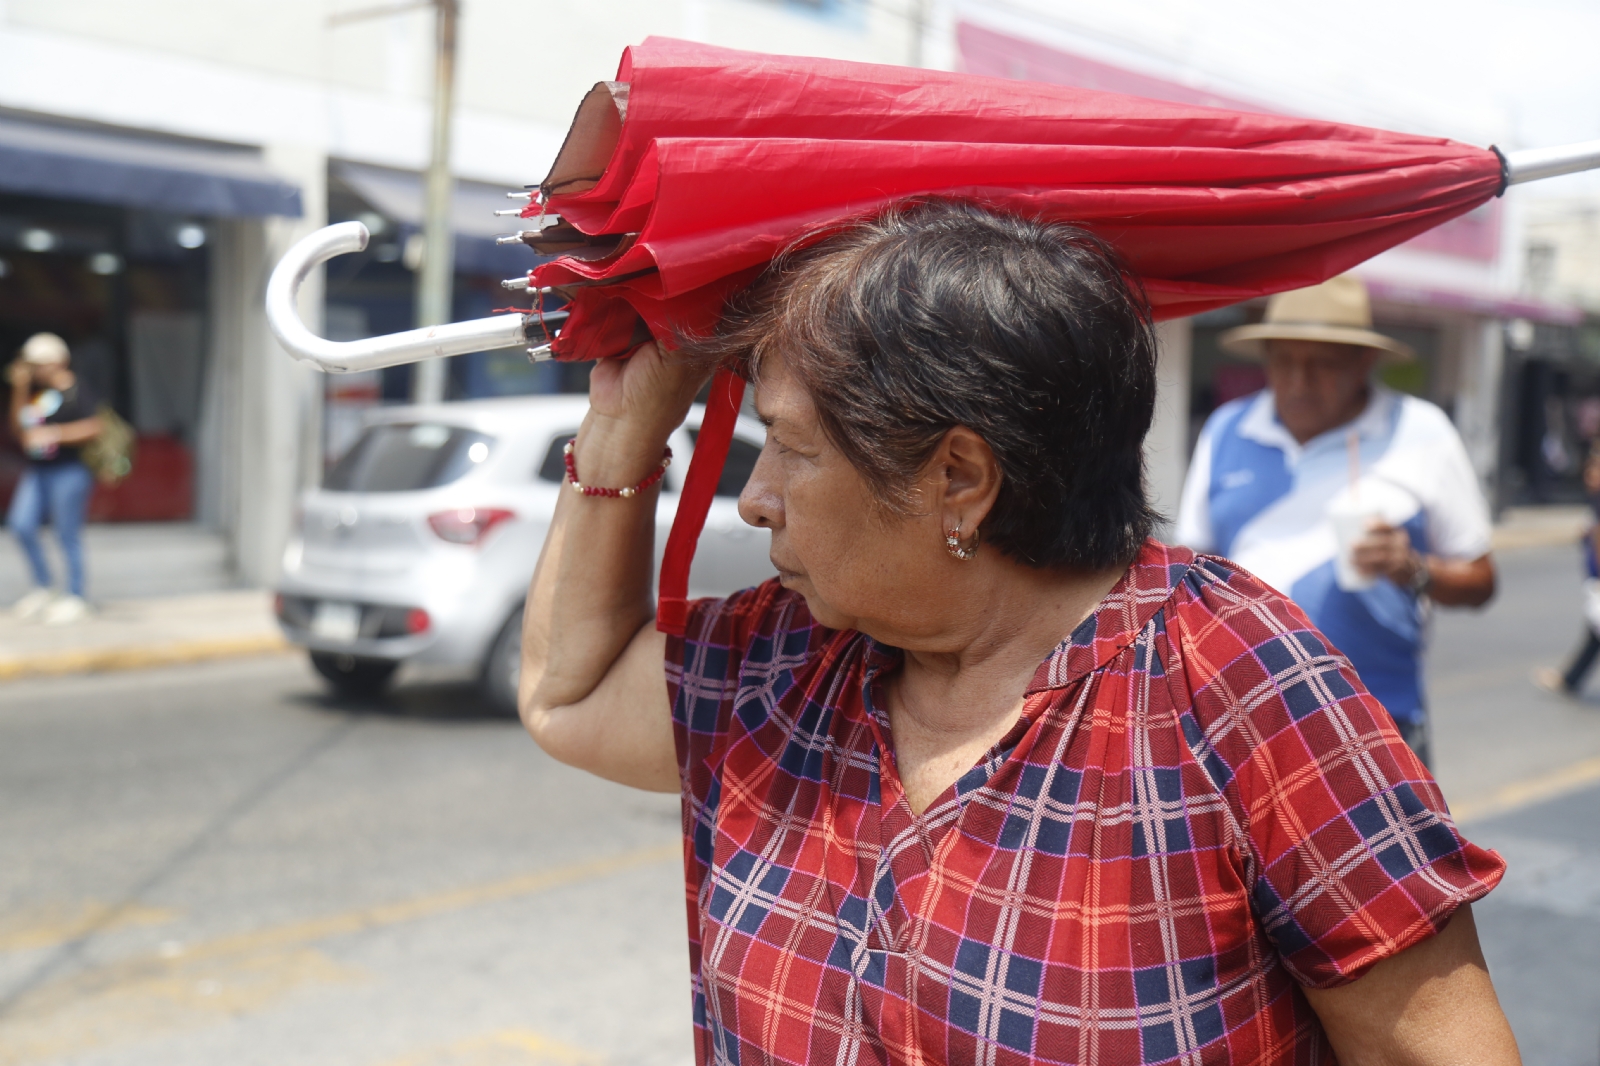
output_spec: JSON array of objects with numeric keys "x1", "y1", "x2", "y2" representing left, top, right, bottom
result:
[
  {"x1": 19, "y1": 333, "x2": 70, "y2": 365},
  {"x1": 1218, "y1": 274, "x2": 1414, "y2": 361}
]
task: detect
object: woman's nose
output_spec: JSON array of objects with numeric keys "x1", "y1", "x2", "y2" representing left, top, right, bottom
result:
[{"x1": 738, "y1": 452, "x2": 783, "y2": 530}]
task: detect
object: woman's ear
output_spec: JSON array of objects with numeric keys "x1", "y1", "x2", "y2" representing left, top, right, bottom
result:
[{"x1": 934, "y1": 426, "x2": 1002, "y2": 530}]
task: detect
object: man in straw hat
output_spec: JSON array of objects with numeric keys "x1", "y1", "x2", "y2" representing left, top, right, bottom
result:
[{"x1": 1176, "y1": 274, "x2": 1496, "y2": 766}]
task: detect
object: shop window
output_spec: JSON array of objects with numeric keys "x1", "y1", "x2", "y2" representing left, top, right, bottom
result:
[{"x1": 0, "y1": 194, "x2": 207, "y2": 522}]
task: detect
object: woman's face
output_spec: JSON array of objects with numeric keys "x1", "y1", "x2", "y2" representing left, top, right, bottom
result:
[
  {"x1": 30, "y1": 362, "x2": 70, "y2": 389},
  {"x1": 738, "y1": 352, "x2": 963, "y2": 641}
]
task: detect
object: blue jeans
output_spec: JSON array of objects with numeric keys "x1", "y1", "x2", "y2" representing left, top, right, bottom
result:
[{"x1": 8, "y1": 461, "x2": 93, "y2": 597}]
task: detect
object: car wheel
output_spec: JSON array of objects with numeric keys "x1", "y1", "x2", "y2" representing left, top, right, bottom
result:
[
  {"x1": 480, "y1": 607, "x2": 523, "y2": 716},
  {"x1": 309, "y1": 651, "x2": 399, "y2": 699}
]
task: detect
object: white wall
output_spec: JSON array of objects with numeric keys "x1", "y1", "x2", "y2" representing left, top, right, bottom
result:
[
  {"x1": 197, "y1": 149, "x2": 328, "y2": 585},
  {"x1": 0, "y1": 1, "x2": 915, "y2": 187},
  {"x1": 1146, "y1": 318, "x2": 1193, "y2": 536}
]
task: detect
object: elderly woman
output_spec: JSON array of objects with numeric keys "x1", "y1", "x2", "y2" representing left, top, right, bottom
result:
[{"x1": 521, "y1": 201, "x2": 1516, "y2": 1065}]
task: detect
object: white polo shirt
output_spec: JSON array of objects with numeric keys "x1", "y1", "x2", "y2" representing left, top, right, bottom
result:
[{"x1": 1174, "y1": 386, "x2": 1491, "y2": 723}]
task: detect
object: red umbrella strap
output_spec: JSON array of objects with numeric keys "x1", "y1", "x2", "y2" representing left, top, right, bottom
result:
[{"x1": 658, "y1": 367, "x2": 746, "y2": 634}]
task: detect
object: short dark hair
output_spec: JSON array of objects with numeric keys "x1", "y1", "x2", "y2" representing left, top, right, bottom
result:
[{"x1": 688, "y1": 199, "x2": 1158, "y2": 571}]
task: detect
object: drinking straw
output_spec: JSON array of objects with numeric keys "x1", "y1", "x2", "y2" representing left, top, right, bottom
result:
[{"x1": 1347, "y1": 429, "x2": 1361, "y2": 503}]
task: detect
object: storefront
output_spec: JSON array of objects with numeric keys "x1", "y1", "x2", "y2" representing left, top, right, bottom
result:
[
  {"x1": 0, "y1": 110, "x2": 301, "y2": 523},
  {"x1": 1500, "y1": 317, "x2": 1600, "y2": 505}
]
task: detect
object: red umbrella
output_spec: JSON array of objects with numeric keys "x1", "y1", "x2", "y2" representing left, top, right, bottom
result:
[
  {"x1": 512, "y1": 37, "x2": 1508, "y2": 632},
  {"x1": 271, "y1": 38, "x2": 1600, "y2": 633}
]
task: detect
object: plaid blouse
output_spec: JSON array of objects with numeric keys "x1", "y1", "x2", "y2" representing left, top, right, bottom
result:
[{"x1": 665, "y1": 540, "x2": 1503, "y2": 1065}]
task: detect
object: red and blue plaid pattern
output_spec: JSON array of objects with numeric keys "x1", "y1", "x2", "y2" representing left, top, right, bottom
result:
[{"x1": 665, "y1": 540, "x2": 1503, "y2": 1064}]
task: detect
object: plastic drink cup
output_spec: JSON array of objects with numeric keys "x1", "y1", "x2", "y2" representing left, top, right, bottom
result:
[{"x1": 1328, "y1": 503, "x2": 1381, "y2": 591}]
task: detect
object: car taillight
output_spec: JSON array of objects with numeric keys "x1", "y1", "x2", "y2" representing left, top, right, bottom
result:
[
  {"x1": 427, "y1": 507, "x2": 515, "y2": 546},
  {"x1": 405, "y1": 608, "x2": 431, "y2": 634}
]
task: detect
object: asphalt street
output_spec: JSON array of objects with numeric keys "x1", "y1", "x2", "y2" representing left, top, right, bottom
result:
[
  {"x1": 0, "y1": 541, "x2": 1597, "y2": 1065},
  {"x1": 0, "y1": 659, "x2": 693, "y2": 1066}
]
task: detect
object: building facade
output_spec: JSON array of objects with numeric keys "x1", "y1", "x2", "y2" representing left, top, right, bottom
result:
[
  {"x1": 0, "y1": 0, "x2": 918, "y2": 589},
  {"x1": 2, "y1": 0, "x2": 1587, "y2": 600}
]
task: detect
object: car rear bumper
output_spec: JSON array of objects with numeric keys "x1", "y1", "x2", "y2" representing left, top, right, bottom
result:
[
  {"x1": 276, "y1": 594, "x2": 436, "y2": 660},
  {"x1": 275, "y1": 581, "x2": 514, "y2": 667}
]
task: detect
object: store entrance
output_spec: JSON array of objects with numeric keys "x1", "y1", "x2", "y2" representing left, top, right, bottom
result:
[{"x1": 0, "y1": 192, "x2": 208, "y2": 521}]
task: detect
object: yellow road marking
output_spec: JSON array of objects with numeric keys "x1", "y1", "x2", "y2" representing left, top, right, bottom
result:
[
  {"x1": 373, "y1": 1028, "x2": 601, "y2": 1066},
  {"x1": 0, "y1": 842, "x2": 679, "y2": 1063},
  {"x1": 149, "y1": 842, "x2": 680, "y2": 970},
  {"x1": 6, "y1": 841, "x2": 678, "y2": 974},
  {"x1": 0, "y1": 902, "x2": 175, "y2": 954},
  {"x1": 0, "y1": 634, "x2": 290, "y2": 682},
  {"x1": 1453, "y1": 754, "x2": 1600, "y2": 824},
  {"x1": 0, "y1": 944, "x2": 363, "y2": 1065}
]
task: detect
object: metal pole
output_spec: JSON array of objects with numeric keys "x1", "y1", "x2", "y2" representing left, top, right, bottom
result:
[
  {"x1": 907, "y1": 0, "x2": 928, "y2": 68},
  {"x1": 412, "y1": 0, "x2": 457, "y2": 403}
]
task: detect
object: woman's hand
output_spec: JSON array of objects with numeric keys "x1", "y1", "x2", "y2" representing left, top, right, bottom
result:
[
  {"x1": 21, "y1": 426, "x2": 58, "y2": 453},
  {"x1": 1351, "y1": 521, "x2": 1495, "y2": 607},
  {"x1": 1350, "y1": 522, "x2": 1420, "y2": 585},
  {"x1": 7, "y1": 361, "x2": 31, "y2": 391},
  {"x1": 578, "y1": 342, "x2": 714, "y2": 484},
  {"x1": 587, "y1": 341, "x2": 712, "y2": 429}
]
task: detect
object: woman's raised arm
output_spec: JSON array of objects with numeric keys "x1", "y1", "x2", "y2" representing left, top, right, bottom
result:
[{"x1": 518, "y1": 343, "x2": 712, "y2": 791}]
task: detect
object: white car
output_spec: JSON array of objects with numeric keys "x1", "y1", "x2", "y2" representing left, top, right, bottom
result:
[{"x1": 275, "y1": 395, "x2": 773, "y2": 709}]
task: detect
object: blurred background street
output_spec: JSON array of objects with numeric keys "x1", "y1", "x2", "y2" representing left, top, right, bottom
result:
[
  {"x1": 2, "y1": 0, "x2": 1599, "y2": 1063},
  {"x1": 0, "y1": 535, "x2": 1597, "y2": 1066}
]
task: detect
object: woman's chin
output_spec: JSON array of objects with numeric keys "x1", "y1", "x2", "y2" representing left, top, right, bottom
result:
[{"x1": 776, "y1": 570, "x2": 850, "y2": 629}]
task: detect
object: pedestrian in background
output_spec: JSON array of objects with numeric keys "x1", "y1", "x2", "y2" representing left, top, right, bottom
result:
[
  {"x1": 7, "y1": 333, "x2": 103, "y2": 625},
  {"x1": 1176, "y1": 275, "x2": 1496, "y2": 766},
  {"x1": 1534, "y1": 440, "x2": 1600, "y2": 696}
]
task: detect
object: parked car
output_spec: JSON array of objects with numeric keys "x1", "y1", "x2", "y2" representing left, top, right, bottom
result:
[{"x1": 275, "y1": 395, "x2": 773, "y2": 710}]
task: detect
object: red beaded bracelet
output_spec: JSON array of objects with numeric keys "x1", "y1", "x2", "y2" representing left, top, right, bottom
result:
[{"x1": 562, "y1": 439, "x2": 672, "y2": 498}]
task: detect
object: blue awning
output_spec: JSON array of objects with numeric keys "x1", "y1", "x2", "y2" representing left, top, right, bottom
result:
[{"x1": 0, "y1": 112, "x2": 302, "y2": 218}]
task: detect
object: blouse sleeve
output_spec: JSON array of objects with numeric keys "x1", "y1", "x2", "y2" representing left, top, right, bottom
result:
[
  {"x1": 665, "y1": 579, "x2": 809, "y2": 793},
  {"x1": 1177, "y1": 556, "x2": 1505, "y2": 988}
]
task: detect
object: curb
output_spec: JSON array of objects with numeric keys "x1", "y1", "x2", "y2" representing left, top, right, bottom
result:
[{"x1": 0, "y1": 633, "x2": 292, "y2": 682}]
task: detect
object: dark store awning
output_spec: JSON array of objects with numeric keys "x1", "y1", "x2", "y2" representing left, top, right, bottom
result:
[{"x1": 0, "y1": 112, "x2": 302, "y2": 218}]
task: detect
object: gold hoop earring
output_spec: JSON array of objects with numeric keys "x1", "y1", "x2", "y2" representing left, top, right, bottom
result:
[{"x1": 945, "y1": 526, "x2": 979, "y2": 561}]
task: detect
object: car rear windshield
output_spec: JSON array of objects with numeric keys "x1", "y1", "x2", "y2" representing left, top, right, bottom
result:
[{"x1": 325, "y1": 423, "x2": 495, "y2": 492}]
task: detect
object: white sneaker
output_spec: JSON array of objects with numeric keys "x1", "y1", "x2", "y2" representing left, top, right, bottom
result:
[
  {"x1": 42, "y1": 594, "x2": 91, "y2": 626},
  {"x1": 12, "y1": 588, "x2": 56, "y2": 620}
]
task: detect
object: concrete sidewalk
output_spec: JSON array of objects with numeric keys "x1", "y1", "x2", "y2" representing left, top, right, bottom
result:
[
  {"x1": 0, "y1": 590, "x2": 288, "y2": 682},
  {"x1": 1491, "y1": 504, "x2": 1589, "y2": 550}
]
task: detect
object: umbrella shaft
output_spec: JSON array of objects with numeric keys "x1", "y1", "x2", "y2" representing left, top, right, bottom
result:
[{"x1": 1505, "y1": 140, "x2": 1600, "y2": 185}]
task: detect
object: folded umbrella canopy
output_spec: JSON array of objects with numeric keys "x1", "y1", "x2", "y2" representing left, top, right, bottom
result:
[
  {"x1": 267, "y1": 37, "x2": 1600, "y2": 632},
  {"x1": 514, "y1": 37, "x2": 1509, "y2": 631}
]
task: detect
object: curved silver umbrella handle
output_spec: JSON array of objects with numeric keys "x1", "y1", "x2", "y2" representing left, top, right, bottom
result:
[{"x1": 266, "y1": 221, "x2": 551, "y2": 373}]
